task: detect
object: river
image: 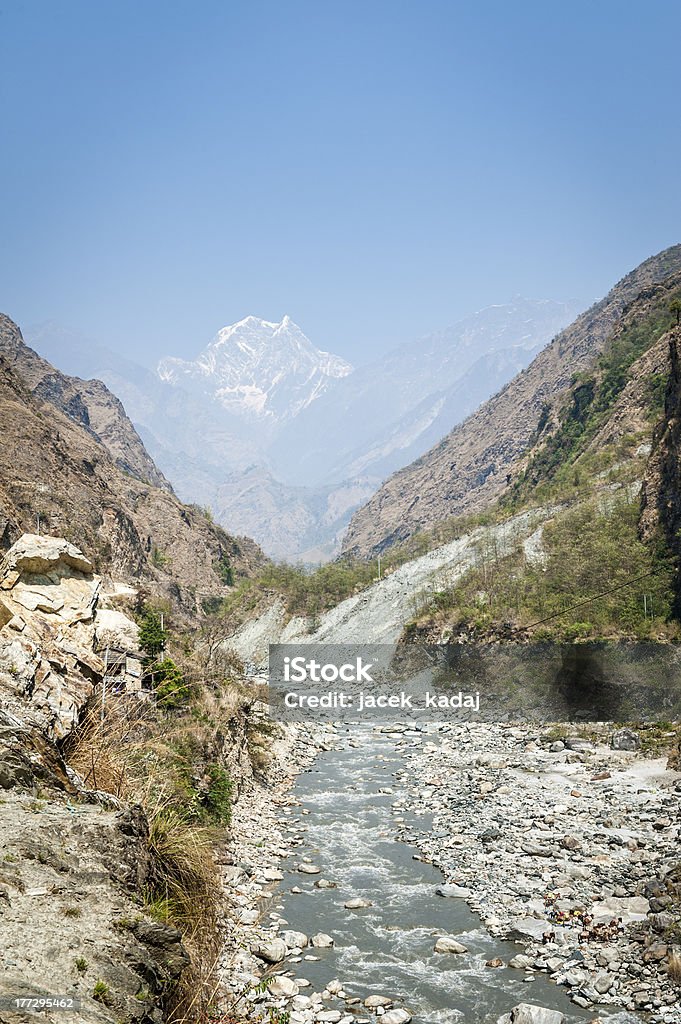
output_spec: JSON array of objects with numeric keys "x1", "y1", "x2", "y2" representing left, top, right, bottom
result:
[{"x1": 267, "y1": 728, "x2": 643, "y2": 1023}]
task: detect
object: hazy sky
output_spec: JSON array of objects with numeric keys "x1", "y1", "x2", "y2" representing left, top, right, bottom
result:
[{"x1": 1, "y1": 0, "x2": 680, "y2": 367}]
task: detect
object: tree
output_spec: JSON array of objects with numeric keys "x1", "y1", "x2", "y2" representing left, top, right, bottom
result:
[
  {"x1": 671, "y1": 298, "x2": 681, "y2": 327},
  {"x1": 139, "y1": 608, "x2": 168, "y2": 659}
]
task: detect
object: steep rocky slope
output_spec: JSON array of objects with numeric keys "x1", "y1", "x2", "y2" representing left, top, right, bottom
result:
[
  {"x1": 0, "y1": 315, "x2": 264, "y2": 615},
  {"x1": 0, "y1": 314, "x2": 170, "y2": 493},
  {"x1": 0, "y1": 536, "x2": 189, "y2": 1021},
  {"x1": 641, "y1": 326, "x2": 681, "y2": 617},
  {"x1": 395, "y1": 274, "x2": 681, "y2": 645},
  {"x1": 342, "y1": 244, "x2": 681, "y2": 558}
]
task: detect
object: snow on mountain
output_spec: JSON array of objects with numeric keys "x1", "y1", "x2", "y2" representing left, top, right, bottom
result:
[{"x1": 157, "y1": 315, "x2": 352, "y2": 422}]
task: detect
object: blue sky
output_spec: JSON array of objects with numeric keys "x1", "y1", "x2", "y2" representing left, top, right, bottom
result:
[{"x1": 1, "y1": 0, "x2": 680, "y2": 367}]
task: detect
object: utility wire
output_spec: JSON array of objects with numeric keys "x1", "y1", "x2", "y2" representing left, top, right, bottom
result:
[{"x1": 524, "y1": 570, "x2": 662, "y2": 629}]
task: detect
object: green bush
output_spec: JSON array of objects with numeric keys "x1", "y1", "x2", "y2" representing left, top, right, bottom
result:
[
  {"x1": 202, "y1": 766, "x2": 233, "y2": 824},
  {"x1": 152, "y1": 658, "x2": 191, "y2": 708},
  {"x1": 215, "y1": 554, "x2": 234, "y2": 586}
]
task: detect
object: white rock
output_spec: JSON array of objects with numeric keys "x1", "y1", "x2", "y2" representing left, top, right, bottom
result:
[
  {"x1": 310, "y1": 932, "x2": 334, "y2": 948},
  {"x1": 364, "y1": 995, "x2": 393, "y2": 1008},
  {"x1": 254, "y1": 938, "x2": 287, "y2": 963},
  {"x1": 435, "y1": 883, "x2": 471, "y2": 898},
  {"x1": 510, "y1": 1004, "x2": 565, "y2": 1024},
  {"x1": 434, "y1": 936, "x2": 468, "y2": 954},
  {"x1": 267, "y1": 975, "x2": 299, "y2": 999},
  {"x1": 283, "y1": 930, "x2": 309, "y2": 949}
]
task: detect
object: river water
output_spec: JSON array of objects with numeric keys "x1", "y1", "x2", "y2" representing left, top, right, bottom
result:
[{"x1": 270, "y1": 728, "x2": 642, "y2": 1023}]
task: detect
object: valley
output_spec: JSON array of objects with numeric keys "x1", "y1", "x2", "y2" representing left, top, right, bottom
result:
[{"x1": 1, "y1": 246, "x2": 681, "y2": 1024}]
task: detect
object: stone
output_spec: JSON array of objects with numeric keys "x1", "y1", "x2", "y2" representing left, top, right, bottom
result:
[
  {"x1": 381, "y1": 1011, "x2": 412, "y2": 1024},
  {"x1": 254, "y1": 938, "x2": 287, "y2": 963},
  {"x1": 509, "y1": 1004, "x2": 565, "y2": 1024},
  {"x1": 282, "y1": 930, "x2": 308, "y2": 949},
  {"x1": 297, "y1": 863, "x2": 321, "y2": 874},
  {"x1": 435, "y1": 883, "x2": 471, "y2": 898},
  {"x1": 4, "y1": 535, "x2": 93, "y2": 576},
  {"x1": 267, "y1": 975, "x2": 299, "y2": 998},
  {"x1": 564, "y1": 737, "x2": 593, "y2": 751},
  {"x1": 591, "y1": 895, "x2": 650, "y2": 924},
  {"x1": 509, "y1": 954, "x2": 532, "y2": 970},
  {"x1": 611, "y1": 728, "x2": 639, "y2": 751},
  {"x1": 434, "y1": 936, "x2": 468, "y2": 954},
  {"x1": 344, "y1": 898, "x2": 372, "y2": 909},
  {"x1": 549, "y1": 741, "x2": 565, "y2": 752},
  {"x1": 364, "y1": 996, "x2": 393, "y2": 1009},
  {"x1": 310, "y1": 932, "x2": 334, "y2": 947},
  {"x1": 521, "y1": 841, "x2": 553, "y2": 857}
]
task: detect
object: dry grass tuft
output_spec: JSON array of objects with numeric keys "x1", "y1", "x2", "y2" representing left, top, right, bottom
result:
[
  {"x1": 668, "y1": 951, "x2": 681, "y2": 984},
  {"x1": 146, "y1": 797, "x2": 224, "y2": 1023}
]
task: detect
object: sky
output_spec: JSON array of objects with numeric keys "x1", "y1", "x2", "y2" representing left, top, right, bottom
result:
[{"x1": 1, "y1": 0, "x2": 681, "y2": 368}]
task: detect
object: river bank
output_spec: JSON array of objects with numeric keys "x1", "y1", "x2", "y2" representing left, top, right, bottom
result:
[{"x1": 395, "y1": 723, "x2": 681, "y2": 1022}]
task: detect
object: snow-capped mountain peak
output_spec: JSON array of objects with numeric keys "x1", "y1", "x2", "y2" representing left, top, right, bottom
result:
[{"x1": 158, "y1": 315, "x2": 353, "y2": 422}]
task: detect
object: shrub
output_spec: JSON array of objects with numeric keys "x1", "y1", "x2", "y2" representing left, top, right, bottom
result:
[
  {"x1": 152, "y1": 659, "x2": 192, "y2": 708},
  {"x1": 215, "y1": 554, "x2": 234, "y2": 586},
  {"x1": 146, "y1": 804, "x2": 219, "y2": 939},
  {"x1": 202, "y1": 766, "x2": 233, "y2": 825}
]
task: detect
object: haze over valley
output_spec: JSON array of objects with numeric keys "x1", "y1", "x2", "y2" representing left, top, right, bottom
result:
[{"x1": 29, "y1": 297, "x2": 580, "y2": 560}]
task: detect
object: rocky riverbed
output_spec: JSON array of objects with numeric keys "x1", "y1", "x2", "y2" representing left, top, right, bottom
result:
[
  {"x1": 217, "y1": 721, "x2": 342, "y2": 1016},
  {"x1": 393, "y1": 723, "x2": 681, "y2": 1022},
  {"x1": 217, "y1": 723, "x2": 680, "y2": 1024}
]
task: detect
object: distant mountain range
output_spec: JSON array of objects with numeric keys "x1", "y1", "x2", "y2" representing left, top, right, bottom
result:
[{"x1": 28, "y1": 300, "x2": 581, "y2": 560}]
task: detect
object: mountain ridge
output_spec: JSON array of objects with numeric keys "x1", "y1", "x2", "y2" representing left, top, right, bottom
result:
[
  {"x1": 0, "y1": 313, "x2": 265, "y2": 613},
  {"x1": 341, "y1": 244, "x2": 681, "y2": 558}
]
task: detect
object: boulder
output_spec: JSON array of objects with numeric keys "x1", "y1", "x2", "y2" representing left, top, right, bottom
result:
[
  {"x1": 3, "y1": 535, "x2": 93, "y2": 576},
  {"x1": 344, "y1": 898, "x2": 372, "y2": 909},
  {"x1": 434, "y1": 936, "x2": 468, "y2": 954},
  {"x1": 611, "y1": 728, "x2": 639, "y2": 751},
  {"x1": 591, "y1": 895, "x2": 649, "y2": 924},
  {"x1": 509, "y1": 1004, "x2": 565, "y2": 1024},
  {"x1": 310, "y1": 932, "x2": 334, "y2": 948},
  {"x1": 267, "y1": 975, "x2": 299, "y2": 999},
  {"x1": 254, "y1": 937, "x2": 287, "y2": 963},
  {"x1": 94, "y1": 608, "x2": 141, "y2": 654},
  {"x1": 282, "y1": 929, "x2": 308, "y2": 949},
  {"x1": 297, "y1": 862, "x2": 321, "y2": 874},
  {"x1": 364, "y1": 996, "x2": 393, "y2": 1009},
  {"x1": 381, "y1": 1011, "x2": 412, "y2": 1024},
  {"x1": 435, "y1": 883, "x2": 471, "y2": 898}
]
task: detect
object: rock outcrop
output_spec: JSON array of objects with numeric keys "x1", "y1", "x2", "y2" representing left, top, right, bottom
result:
[{"x1": 0, "y1": 534, "x2": 142, "y2": 740}]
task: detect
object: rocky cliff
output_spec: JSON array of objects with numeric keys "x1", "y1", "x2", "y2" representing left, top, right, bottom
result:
[
  {"x1": 0, "y1": 535, "x2": 191, "y2": 1022},
  {"x1": 640, "y1": 325, "x2": 681, "y2": 617},
  {"x1": 342, "y1": 244, "x2": 681, "y2": 558},
  {"x1": 0, "y1": 315, "x2": 264, "y2": 614}
]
